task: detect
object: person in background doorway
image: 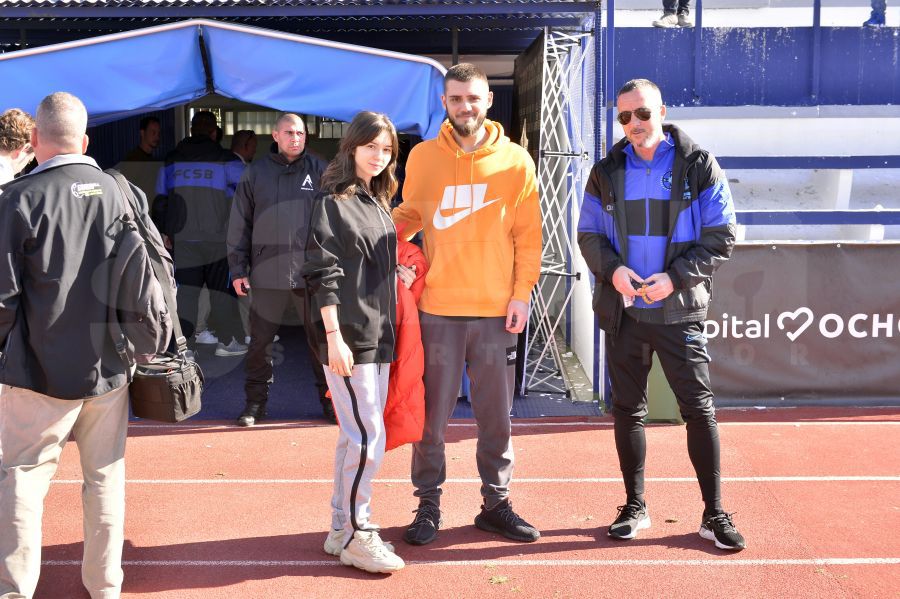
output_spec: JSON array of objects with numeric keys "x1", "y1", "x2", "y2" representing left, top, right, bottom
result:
[
  {"x1": 231, "y1": 129, "x2": 258, "y2": 164},
  {"x1": 154, "y1": 110, "x2": 247, "y2": 357},
  {"x1": 228, "y1": 114, "x2": 333, "y2": 425},
  {"x1": 116, "y1": 115, "x2": 163, "y2": 217},
  {"x1": 123, "y1": 116, "x2": 160, "y2": 162}
]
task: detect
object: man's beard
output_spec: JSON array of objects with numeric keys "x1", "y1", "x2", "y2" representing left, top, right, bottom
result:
[{"x1": 449, "y1": 112, "x2": 485, "y2": 137}]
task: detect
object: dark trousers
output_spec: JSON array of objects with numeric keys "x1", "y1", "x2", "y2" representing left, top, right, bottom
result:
[
  {"x1": 663, "y1": 0, "x2": 690, "y2": 14},
  {"x1": 245, "y1": 287, "x2": 326, "y2": 406},
  {"x1": 606, "y1": 314, "x2": 722, "y2": 512},
  {"x1": 174, "y1": 241, "x2": 242, "y2": 343}
]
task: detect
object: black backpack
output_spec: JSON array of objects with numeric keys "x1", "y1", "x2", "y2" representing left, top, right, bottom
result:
[
  {"x1": 105, "y1": 170, "x2": 203, "y2": 422},
  {"x1": 104, "y1": 169, "x2": 179, "y2": 364}
]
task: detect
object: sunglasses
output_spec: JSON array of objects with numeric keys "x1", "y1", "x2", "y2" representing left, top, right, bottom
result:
[{"x1": 616, "y1": 107, "x2": 655, "y2": 126}]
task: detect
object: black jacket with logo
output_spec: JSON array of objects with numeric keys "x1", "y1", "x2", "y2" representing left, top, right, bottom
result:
[
  {"x1": 302, "y1": 189, "x2": 397, "y2": 365},
  {"x1": 227, "y1": 151, "x2": 326, "y2": 290},
  {"x1": 0, "y1": 155, "x2": 153, "y2": 399}
]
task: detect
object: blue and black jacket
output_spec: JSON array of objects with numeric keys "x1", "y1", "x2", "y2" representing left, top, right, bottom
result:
[
  {"x1": 577, "y1": 124, "x2": 736, "y2": 335},
  {"x1": 152, "y1": 135, "x2": 244, "y2": 243}
]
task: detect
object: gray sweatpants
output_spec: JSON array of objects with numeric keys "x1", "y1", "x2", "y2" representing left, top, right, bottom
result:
[
  {"x1": 323, "y1": 363, "x2": 390, "y2": 548},
  {"x1": 411, "y1": 313, "x2": 516, "y2": 510}
]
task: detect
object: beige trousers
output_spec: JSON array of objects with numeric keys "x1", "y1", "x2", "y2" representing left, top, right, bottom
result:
[{"x1": 0, "y1": 384, "x2": 129, "y2": 599}]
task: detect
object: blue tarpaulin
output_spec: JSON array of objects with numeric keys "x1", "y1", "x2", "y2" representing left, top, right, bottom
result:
[{"x1": 0, "y1": 19, "x2": 447, "y2": 138}]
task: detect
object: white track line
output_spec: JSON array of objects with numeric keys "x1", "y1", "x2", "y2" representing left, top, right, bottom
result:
[
  {"x1": 50, "y1": 476, "x2": 900, "y2": 484},
  {"x1": 127, "y1": 420, "x2": 900, "y2": 430},
  {"x1": 41, "y1": 557, "x2": 900, "y2": 568}
]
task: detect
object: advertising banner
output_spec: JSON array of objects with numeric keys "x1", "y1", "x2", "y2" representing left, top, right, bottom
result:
[{"x1": 706, "y1": 243, "x2": 900, "y2": 404}]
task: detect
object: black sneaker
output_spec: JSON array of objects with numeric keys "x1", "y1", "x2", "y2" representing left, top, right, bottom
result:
[
  {"x1": 236, "y1": 402, "x2": 266, "y2": 427},
  {"x1": 403, "y1": 504, "x2": 442, "y2": 545},
  {"x1": 700, "y1": 511, "x2": 746, "y2": 551},
  {"x1": 474, "y1": 499, "x2": 540, "y2": 542},
  {"x1": 608, "y1": 502, "x2": 650, "y2": 540}
]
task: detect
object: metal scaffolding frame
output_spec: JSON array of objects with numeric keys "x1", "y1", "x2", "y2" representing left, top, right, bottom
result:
[{"x1": 522, "y1": 26, "x2": 596, "y2": 398}]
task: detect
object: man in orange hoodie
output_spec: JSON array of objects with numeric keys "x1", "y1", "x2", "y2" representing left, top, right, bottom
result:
[{"x1": 393, "y1": 63, "x2": 543, "y2": 545}]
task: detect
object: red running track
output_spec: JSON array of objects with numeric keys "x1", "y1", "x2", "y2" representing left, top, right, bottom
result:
[{"x1": 32, "y1": 407, "x2": 900, "y2": 598}]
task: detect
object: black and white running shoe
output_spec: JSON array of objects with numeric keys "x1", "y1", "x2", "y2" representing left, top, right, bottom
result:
[
  {"x1": 608, "y1": 502, "x2": 651, "y2": 540},
  {"x1": 699, "y1": 511, "x2": 746, "y2": 551}
]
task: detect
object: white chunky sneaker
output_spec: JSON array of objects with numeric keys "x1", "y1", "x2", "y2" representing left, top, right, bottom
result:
[
  {"x1": 339, "y1": 530, "x2": 405, "y2": 573},
  {"x1": 652, "y1": 13, "x2": 679, "y2": 27},
  {"x1": 324, "y1": 529, "x2": 394, "y2": 556},
  {"x1": 195, "y1": 330, "x2": 219, "y2": 345}
]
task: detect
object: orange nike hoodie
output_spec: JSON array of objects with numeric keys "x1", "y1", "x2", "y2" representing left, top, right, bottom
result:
[{"x1": 393, "y1": 119, "x2": 542, "y2": 317}]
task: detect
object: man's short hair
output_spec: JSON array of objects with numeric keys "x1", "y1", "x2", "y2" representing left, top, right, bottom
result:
[
  {"x1": 0, "y1": 108, "x2": 35, "y2": 153},
  {"x1": 35, "y1": 92, "x2": 88, "y2": 151},
  {"x1": 190, "y1": 110, "x2": 218, "y2": 136},
  {"x1": 444, "y1": 63, "x2": 489, "y2": 89},
  {"x1": 274, "y1": 113, "x2": 305, "y2": 132},
  {"x1": 139, "y1": 116, "x2": 160, "y2": 132},
  {"x1": 617, "y1": 79, "x2": 662, "y2": 101},
  {"x1": 231, "y1": 129, "x2": 256, "y2": 150}
]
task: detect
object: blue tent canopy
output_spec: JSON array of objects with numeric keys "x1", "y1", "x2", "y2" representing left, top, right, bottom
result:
[{"x1": 0, "y1": 19, "x2": 447, "y2": 138}]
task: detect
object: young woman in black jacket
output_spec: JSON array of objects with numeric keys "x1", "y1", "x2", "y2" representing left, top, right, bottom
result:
[{"x1": 303, "y1": 111, "x2": 415, "y2": 574}]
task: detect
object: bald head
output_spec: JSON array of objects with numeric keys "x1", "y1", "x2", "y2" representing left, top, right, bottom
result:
[
  {"x1": 275, "y1": 113, "x2": 304, "y2": 131},
  {"x1": 272, "y1": 113, "x2": 306, "y2": 160},
  {"x1": 33, "y1": 92, "x2": 89, "y2": 163}
]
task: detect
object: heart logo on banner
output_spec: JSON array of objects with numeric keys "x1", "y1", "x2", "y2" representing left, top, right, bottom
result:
[{"x1": 777, "y1": 307, "x2": 814, "y2": 341}]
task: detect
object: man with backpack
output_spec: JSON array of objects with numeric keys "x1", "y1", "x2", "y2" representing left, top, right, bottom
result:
[{"x1": 0, "y1": 92, "x2": 148, "y2": 599}]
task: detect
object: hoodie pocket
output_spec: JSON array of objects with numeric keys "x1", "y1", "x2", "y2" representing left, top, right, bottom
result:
[{"x1": 425, "y1": 240, "x2": 511, "y2": 308}]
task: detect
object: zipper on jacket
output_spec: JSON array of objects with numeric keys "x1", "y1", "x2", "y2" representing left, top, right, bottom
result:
[
  {"x1": 359, "y1": 189, "x2": 397, "y2": 358},
  {"x1": 643, "y1": 163, "x2": 652, "y2": 289},
  {"x1": 373, "y1": 198, "x2": 397, "y2": 356}
]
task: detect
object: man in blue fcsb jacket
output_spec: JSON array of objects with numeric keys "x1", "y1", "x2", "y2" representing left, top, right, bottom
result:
[
  {"x1": 577, "y1": 79, "x2": 746, "y2": 551},
  {"x1": 154, "y1": 110, "x2": 247, "y2": 357}
]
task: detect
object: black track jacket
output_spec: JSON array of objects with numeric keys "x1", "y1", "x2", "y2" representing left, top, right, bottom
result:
[{"x1": 303, "y1": 189, "x2": 397, "y2": 365}]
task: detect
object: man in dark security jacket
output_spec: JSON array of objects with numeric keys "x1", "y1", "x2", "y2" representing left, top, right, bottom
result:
[
  {"x1": 0, "y1": 92, "x2": 147, "y2": 598},
  {"x1": 227, "y1": 113, "x2": 332, "y2": 425},
  {"x1": 154, "y1": 110, "x2": 247, "y2": 356},
  {"x1": 577, "y1": 79, "x2": 746, "y2": 551}
]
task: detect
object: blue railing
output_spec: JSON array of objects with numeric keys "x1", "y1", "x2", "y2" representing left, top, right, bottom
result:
[
  {"x1": 736, "y1": 210, "x2": 900, "y2": 226},
  {"x1": 718, "y1": 156, "x2": 900, "y2": 170},
  {"x1": 602, "y1": 0, "x2": 897, "y2": 109}
]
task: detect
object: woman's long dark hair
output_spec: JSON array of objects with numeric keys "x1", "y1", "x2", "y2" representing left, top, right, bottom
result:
[{"x1": 320, "y1": 111, "x2": 399, "y2": 211}]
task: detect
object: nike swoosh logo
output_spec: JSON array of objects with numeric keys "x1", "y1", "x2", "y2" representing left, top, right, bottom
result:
[{"x1": 432, "y1": 198, "x2": 500, "y2": 230}]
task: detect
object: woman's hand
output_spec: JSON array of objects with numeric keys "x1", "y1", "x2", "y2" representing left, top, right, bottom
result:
[
  {"x1": 327, "y1": 331, "x2": 354, "y2": 377},
  {"x1": 397, "y1": 264, "x2": 417, "y2": 290}
]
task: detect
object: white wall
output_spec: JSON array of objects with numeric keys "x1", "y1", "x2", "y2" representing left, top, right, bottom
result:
[{"x1": 569, "y1": 205, "x2": 601, "y2": 393}]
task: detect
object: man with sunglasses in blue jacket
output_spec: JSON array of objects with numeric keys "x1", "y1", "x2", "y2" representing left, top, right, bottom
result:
[{"x1": 577, "y1": 79, "x2": 746, "y2": 551}]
